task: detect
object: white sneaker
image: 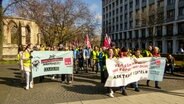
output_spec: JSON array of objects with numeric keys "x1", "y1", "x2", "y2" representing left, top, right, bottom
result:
[
  {"x1": 25, "y1": 85, "x2": 29, "y2": 90},
  {"x1": 52, "y1": 76, "x2": 55, "y2": 80},
  {"x1": 30, "y1": 83, "x2": 34, "y2": 88},
  {"x1": 109, "y1": 93, "x2": 114, "y2": 98}
]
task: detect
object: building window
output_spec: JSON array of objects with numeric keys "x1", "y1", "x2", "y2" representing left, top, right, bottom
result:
[
  {"x1": 116, "y1": 8, "x2": 119, "y2": 14},
  {"x1": 124, "y1": 32, "x2": 127, "y2": 39},
  {"x1": 120, "y1": 0, "x2": 123, "y2": 4},
  {"x1": 112, "y1": 2, "x2": 115, "y2": 8},
  {"x1": 113, "y1": 10, "x2": 115, "y2": 15},
  {"x1": 167, "y1": 24, "x2": 173, "y2": 36},
  {"x1": 125, "y1": 13, "x2": 128, "y2": 20},
  {"x1": 167, "y1": 40, "x2": 173, "y2": 53},
  {"x1": 125, "y1": 4, "x2": 127, "y2": 11},
  {"x1": 179, "y1": 7, "x2": 184, "y2": 16},
  {"x1": 135, "y1": 30, "x2": 139, "y2": 39},
  {"x1": 129, "y1": 21, "x2": 133, "y2": 28},
  {"x1": 120, "y1": 6, "x2": 123, "y2": 13},
  {"x1": 120, "y1": 24, "x2": 123, "y2": 30},
  {"x1": 103, "y1": 8, "x2": 105, "y2": 13},
  {"x1": 106, "y1": 6, "x2": 108, "y2": 12},
  {"x1": 116, "y1": 0, "x2": 119, "y2": 6},
  {"x1": 136, "y1": 0, "x2": 139, "y2": 6},
  {"x1": 178, "y1": 22, "x2": 184, "y2": 34},
  {"x1": 129, "y1": 12, "x2": 133, "y2": 19},
  {"x1": 157, "y1": 26, "x2": 162, "y2": 36},
  {"x1": 142, "y1": 29, "x2": 146, "y2": 38},
  {"x1": 129, "y1": 31, "x2": 132, "y2": 39},
  {"x1": 120, "y1": 15, "x2": 123, "y2": 21},
  {"x1": 167, "y1": 0, "x2": 175, "y2": 5},
  {"x1": 116, "y1": 25, "x2": 119, "y2": 31},
  {"x1": 135, "y1": 19, "x2": 139, "y2": 26},
  {"x1": 129, "y1": 2, "x2": 133, "y2": 9},
  {"x1": 125, "y1": 22, "x2": 127, "y2": 30},
  {"x1": 109, "y1": 4, "x2": 111, "y2": 10},
  {"x1": 142, "y1": 0, "x2": 146, "y2": 3},
  {"x1": 167, "y1": 9, "x2": 175, "y2": 19},
  {"x1": 148, "y1": 28, "x2": 153, "y2": 37},
  {"x1": 116, "y1": 16, "x2": 119, "y2": 22}
]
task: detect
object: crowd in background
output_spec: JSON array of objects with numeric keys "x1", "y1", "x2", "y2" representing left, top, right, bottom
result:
[{"x1": 17, "y1": 42, "x2": 175, "y2": 97}]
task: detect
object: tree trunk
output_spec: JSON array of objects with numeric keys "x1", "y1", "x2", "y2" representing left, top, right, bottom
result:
[{"x1": 0, "y1": 0, "x2": 3, "y2": 60}]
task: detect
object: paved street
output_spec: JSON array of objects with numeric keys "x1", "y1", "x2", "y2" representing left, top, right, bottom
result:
[{"x1": 0, "y1": 64, "x2": 184, "y2": 104}]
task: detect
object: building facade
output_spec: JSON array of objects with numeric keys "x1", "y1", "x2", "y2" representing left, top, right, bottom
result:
[
  {"x1": 2, "y1": 16, "x2": 40, "y2": 60},
  {"x1": 102, "y1": 0, "x2": 184, "y2": 54}
]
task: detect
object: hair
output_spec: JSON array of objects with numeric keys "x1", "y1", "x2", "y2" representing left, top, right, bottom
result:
[{"x1": 121, "y1": 47, "x2": 128, "y2": 52}]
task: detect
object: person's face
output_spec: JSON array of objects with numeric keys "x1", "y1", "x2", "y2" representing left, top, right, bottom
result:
[
  {"x1": 154, "y1": 47, "x2": 159, "y2": 53},
  {"x1": 148, "y1": 46, "x2": 152, "y2": 51},
  {"x1": 135, "y1": 50, "x2": 141, "y2": 56},
  {"x1": 108, "y1": 49, "x2": 114, "y2": 56},
  {"x1": 95, "y1": 46, "x2": 98, "y2": 51},
  {"x1": 120, "y1": 52, "x2": 128, "y2": 57}
]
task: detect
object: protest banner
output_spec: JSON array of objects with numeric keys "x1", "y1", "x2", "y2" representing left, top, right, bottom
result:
[
  {"x1": 31, "y1": 51, "x2": 73, "y2": 78},
  {"x1": 105, "y1": 57, "x2": 166, "y2": 87}
]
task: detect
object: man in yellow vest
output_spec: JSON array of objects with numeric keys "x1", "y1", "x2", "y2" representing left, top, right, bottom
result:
[{"x1": 91, "y1": 46, "x2": 99, "y2": 73}]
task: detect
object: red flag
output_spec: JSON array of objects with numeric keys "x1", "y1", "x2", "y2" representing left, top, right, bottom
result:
[
  {"x1": 103, "y1": 34, "x2": 111, "y2": 48},
  {"x1": 85, "y1": 34, "x2": 91, "y2": 48}
]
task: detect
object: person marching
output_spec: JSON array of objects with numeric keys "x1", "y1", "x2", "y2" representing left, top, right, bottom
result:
[
  {"x1": 146, "y1": 46, "x2": 161, "y2": 89},
  {"x1": 91, "y1": 46, "x2": 99, "y2": 73},
  {"x1": 106, "y1": 48, "x2": 116, "y2": 97},
  {"x1": 131, "y1": 48, "x2": 143, "y2": 92},
  {"x1": 22, "y1": 44, "x2": 33, "y2": 90},
  {"x1": 17, "y1": 45, "x2": 25, "y2": 83}
]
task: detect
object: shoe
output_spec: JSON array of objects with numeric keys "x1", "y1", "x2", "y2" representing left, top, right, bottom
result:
[
  {"x1": 155, "y1": 86, "x2": 161, "y2": 89},
  {"x1": 122, "y1": 90, "x2": 128, "y2": 96},
  {"x1": 135, "y1": 88, "x2": 140, "y2": 92},
  {"x1": 109, "y1": 92, "x2": 114, "y2": 98},
  {"x1": 25, "y1": 85, "x2": 29, "y2": 90},
  {"x1": 68, "y1": 81, "x2": 72, "y2": 84},
  {"x1": 52, "y1": 76, "x2": 55, "y2": 79},
  {"x1": 30, "y1": 83, "x2": 34, "y2": 88}
]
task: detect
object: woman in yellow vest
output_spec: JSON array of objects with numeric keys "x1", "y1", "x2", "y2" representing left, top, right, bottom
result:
[{"x1": 22, "y1": 44, "x2": 33, "y2": 90}]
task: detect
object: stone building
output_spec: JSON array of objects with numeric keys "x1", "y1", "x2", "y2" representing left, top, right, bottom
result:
[{"x1": 2, "y1": 16, "x2": 40, "y2": 60}]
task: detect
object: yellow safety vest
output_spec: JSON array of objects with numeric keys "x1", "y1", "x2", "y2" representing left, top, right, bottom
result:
[{"x1": 23, "y1": 51, "x2": 31, "y2": 67}]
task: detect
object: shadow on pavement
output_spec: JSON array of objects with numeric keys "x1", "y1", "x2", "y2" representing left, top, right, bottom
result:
[
  {"x1": 62, "y1": 84, "x2": 106, "y2": 95},
  {"x1": 0, "y1": 77, "x2": 23, "y2": 88},
  {"x1": 74, "y1": 77, "x2": 100, "y2": 85},
  {"x1": 140, "y1": 87, "x2": 184, "y2": 97}
]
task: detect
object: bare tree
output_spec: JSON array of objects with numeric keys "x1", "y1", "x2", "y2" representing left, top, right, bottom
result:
[
  {"x1": 10, "y1": 0, "x2": 95, "y2": 46},
  {"x1": 141, "y1": 4, "x2": 164, "y2": 38}
]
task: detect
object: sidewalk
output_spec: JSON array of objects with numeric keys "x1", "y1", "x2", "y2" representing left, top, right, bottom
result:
[{"x1": 57, "y1": 89, "x2": 184, "y2": 104}]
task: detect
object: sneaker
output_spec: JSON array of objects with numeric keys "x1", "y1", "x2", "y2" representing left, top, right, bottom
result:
[
  {"x1": 25, "y1": 85, "x2": 29, "y2": 90},
  {"x1": 52, "y1": 76, "x2": 55, "y2": 80},
  {"x1": 109, "y1": 92, "x2": 114, "y2": 98},
  {"x1": 122, "y1": 90, "x2": 128, "y2": 96},
  {"x1": 155, "y1": 86, "x2": 161, "y2": 89},
  {"x1": 68, "y1": 81, "x2": 72, "y2": 84},
  {"x1": 135, "y1": 88, "x2": 140, "y2": 92},
  {"x1": 30, "y1": 83, "x2": 34, "y2": 89}
]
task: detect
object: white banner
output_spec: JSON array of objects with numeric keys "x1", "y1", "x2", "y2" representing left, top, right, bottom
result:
[
  {"x1": 105, "y1": 57, "x2": 166, "y2": 87},
  {"x1": 31, "y1": 51, "x2": 73, "y2": 78}
]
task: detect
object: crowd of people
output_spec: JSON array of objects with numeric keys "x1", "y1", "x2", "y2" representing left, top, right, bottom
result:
[{"x1": 17, "y1": 42, "x2": 175, "y2": 97}]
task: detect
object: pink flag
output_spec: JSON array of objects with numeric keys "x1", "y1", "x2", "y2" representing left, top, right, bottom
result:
[{"x1": 85, "y1": 34, "x2": 91, "y2": 48}]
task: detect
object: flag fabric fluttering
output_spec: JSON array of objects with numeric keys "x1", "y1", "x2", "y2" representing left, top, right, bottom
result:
[
  {"x1": 85, "y1": 34, "x2": 91, "y2": 48},
  {"x1": 103, "y1": 34, "x2": 111, "y2": 48}
]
